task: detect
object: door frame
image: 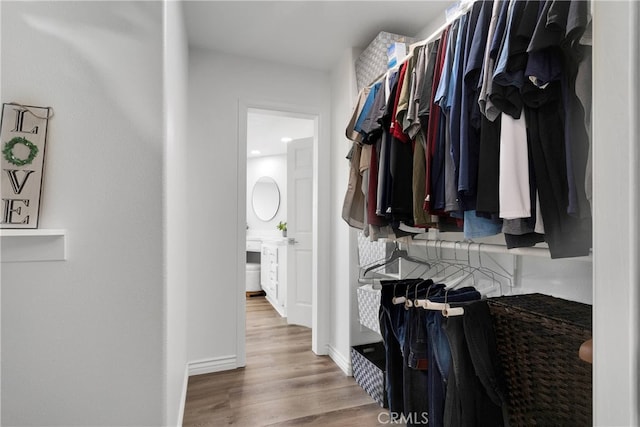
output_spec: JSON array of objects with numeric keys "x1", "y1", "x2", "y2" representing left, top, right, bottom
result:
[{"x1": 236, "y1": 99, "x2": 330, "y2": 367}]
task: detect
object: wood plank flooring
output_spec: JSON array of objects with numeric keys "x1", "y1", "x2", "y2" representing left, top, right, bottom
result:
[{"x1": 183, "y1": 296, "x2": 386, "y2": 426}]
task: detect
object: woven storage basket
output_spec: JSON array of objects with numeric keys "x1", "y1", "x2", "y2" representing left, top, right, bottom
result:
[
  {"x1": 351, "y1": 342, "x2": 388, "y2": 408},
  {"x1": 357, "y1": 284, "x2": 381, "y2": 334},
  {"x1": 355, "y1": 31, "x2": 417, "y2": 90},
  {"x1": 488, "y1": 293, "x2": 592, "y2": 426}
]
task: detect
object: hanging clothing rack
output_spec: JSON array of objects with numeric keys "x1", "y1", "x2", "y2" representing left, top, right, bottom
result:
[
  {"x1": 350, "y1": 0, "x2": 592, "y2": 262},
  {"x1": 410, "y1": 239, "x2": 593, "y2": 262},
  {"x1": 409, "y1": 0, "x2": 476, "y2": 49}
]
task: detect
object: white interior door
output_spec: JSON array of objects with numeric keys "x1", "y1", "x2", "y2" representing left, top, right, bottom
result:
[{"x1": 286, "y1": 137, "x2": 313, "y2": 328}]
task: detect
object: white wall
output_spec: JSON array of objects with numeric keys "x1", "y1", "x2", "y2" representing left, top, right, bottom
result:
[
  {"x1": 1, "y1": 1, "x2": 167, "y2": 426},
  {"x1": 246, "y1": 154, "x2": 287, "y2": 236},
  {"x1": 592, "y1": 1, "x2": 640, "y2": 424},
  {"x1": 187, "y1": 48, "x2": 331, "y2": 368},
  {"x1": 328, "y1": 48, "x2": 358, "y2": 371},
  {"x1": 163, "y1": 1, "x2": 189, "y2": 426},
  {"x1": 328, "y1": 47, "x2": 382, "y2": 371}
]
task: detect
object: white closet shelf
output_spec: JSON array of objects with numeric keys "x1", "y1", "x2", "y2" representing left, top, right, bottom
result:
[{"x1": 1, "y1": 228, "x2": 67, "y2": 262}]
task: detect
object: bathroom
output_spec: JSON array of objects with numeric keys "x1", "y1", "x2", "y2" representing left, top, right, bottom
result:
[{"x1": 245, "y1": 108, "x2": 315, "y2": 323}]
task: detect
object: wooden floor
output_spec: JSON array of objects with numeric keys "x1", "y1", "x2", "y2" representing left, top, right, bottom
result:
[{"x1": 183, "y1": 296, "x2": 386, "y2": 426}]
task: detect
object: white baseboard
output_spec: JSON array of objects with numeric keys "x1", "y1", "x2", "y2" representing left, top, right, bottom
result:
[
  {"x1": 327, "y1": 345, "x2": 352, "y2": 376},
  {"x1": 265, "y1": 294, "x2": 287, "y2": 317},
  {"x1": 188, "y1": 355, "x2": 237, "y2": 376}
]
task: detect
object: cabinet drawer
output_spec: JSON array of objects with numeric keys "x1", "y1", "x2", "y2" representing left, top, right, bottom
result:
[{"x1": 262, "y1": 246, "x2": 278, "y2": 261}]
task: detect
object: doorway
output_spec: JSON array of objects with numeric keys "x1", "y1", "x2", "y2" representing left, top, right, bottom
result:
[
  {"x1": 246, "y1": 108, "x2": 314, "y2": 325},
  {"x1": 237, "y1": 102, "x2": 328, "y2": 367}
]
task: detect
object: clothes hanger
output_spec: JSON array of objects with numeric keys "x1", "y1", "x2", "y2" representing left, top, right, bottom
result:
[
  {"x1": 442, "y1": 287, "x2": 465, "y2": 317},
  {"x1": 414, "y1": 240, "x2": 455, "y2": 280},
  {"x1": 412, "y1": 280, "x2": 438, "y2": 309},
  {"x1": 415, "y1": 281, "x2": 447, "y2": 311},
  {"x1": 442, "y1": 242, "x2": 479, "y2": 288},
  {"x1": 407, "y1": 279, "x2": 438, "y2": 309},
  {"x1": 464, "y1": 243, "x2": 510, "y2": 297},
  {"x1": 418, "y1": 268, "x2": 450, "y2": 311},
  {"x1": 391, "y1": 282, "x2": 406, "y2": 305},
  {"x1": 434, "y1": 241, "x2": 502, "y2": 293},
  {"x1": 429, "y1": 241, "x2": 469, "y2": 284},
  {"x1": 430, "y1": 240, "x2": 475, "y2": 281},
  {"x1": 404, "y1": 282, "x2": 415, "y2": 309},
  {"x1": 361, "y1": 241, "x2": 431, "y2": 277},
  {"x1": 444, "y1": 268, "x2": 475, "y2": 289},
  {"x1": 401, "y1": 244, "x2": 436, "y2": 278},
  {"x1": 391, "y1": 281, "x2": 417, "y2": 307},
  {"x1": 420, "y1": 242, "x2": 475, "y2": 312}
]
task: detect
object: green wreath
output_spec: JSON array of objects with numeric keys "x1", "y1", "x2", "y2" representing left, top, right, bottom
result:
[{"x1": 2, "y1": 137, "x2": 39, "y2": 167}]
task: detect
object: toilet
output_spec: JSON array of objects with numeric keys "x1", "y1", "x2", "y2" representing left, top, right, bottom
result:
[{"x1": 245, "y1": 262, "x2": 262, "y2": 294}]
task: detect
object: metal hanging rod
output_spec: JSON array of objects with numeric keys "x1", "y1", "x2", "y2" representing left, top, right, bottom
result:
[{"x1": 409, "y1": 239, "x2": 593, "y2": 263}]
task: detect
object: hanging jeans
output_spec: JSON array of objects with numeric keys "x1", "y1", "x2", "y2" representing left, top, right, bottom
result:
[
  {"x1": 379, "y1": 279, "x2": 423, "y2": 416},
  {"x1": 403, "y1": 282, "x2": 446, "y2": 426},
  {"x1": 443, "y1": 300, "x2": 506, "y2": 427},
  {"x1": 426, "y1": 287, "x2": 483, "y2": 427}
]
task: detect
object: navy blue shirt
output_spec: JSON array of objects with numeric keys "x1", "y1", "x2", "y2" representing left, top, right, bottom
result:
[{"x1": 459, "y1": 0, "x2": 490, "y2": 206}]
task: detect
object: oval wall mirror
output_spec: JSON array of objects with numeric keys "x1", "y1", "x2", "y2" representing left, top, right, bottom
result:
[{"x1": 252, "y1": 176, "x2": 280, "y2": 221}]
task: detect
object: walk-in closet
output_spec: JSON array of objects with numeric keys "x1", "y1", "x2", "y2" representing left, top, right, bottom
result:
[
  {"x1": 2, "y1": 1, "x2": 638, "y2": 426},
  {"x1": 343, "y1": 0, "x2": 635, "y2": 425}
]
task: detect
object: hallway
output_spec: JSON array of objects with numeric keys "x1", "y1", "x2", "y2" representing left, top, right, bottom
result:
[{"x1": 182, "y1": 297, "x2": 384, "y2": 426}]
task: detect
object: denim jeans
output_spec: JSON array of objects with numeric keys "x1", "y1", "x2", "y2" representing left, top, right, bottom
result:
[
  {"x1": 379, "y1": 282, "x2": 503, "y2": 427},
  {"x1": 407, "y1": 281, "x2": 445, "y2": 369},
  {"x1": 427, "y1": 308, "x2": 453, "y2": 427},
  {"x1": 403, "y1": 281, "x2": 445, "y2": 426},
  {"x1": 379, "y1": 279, "x2": 424, "y2": 415},
  {"x1": 443, "y1": 300, "x2": 505, "y2": 427},
  {"x1": 426, "y1": 287, "x2": 482, "y2": 427},
  {"x1": 379, "y1": 300, "x2": 406, "y2": 415}
]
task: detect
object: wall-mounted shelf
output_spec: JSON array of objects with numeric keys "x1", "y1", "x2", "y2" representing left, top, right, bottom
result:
[{"x1": 1, "y1": 229, "x2": 67, "y2": 262}]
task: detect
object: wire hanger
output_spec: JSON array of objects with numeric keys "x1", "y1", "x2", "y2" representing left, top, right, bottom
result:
[
  {"x1": 442, "y1": 288, "x2": 465, "y2": 317},
  {"x1": 392, "y1": 282, "x2": 406, "y2": 305},
  {"x1": 415, "y1": 281, "x2": 439, "y2": 309},
  {"x1": 404, "y1": 283, "x2": 415, "y2": 309},
  {"x1": 361, "y1": 241, "x2": 431, "y2": 277}
]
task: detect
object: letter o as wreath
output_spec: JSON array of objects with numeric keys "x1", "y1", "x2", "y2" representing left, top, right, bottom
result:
[{"x1": 2, "y1": 137, "x2": 39, "y2": 167}]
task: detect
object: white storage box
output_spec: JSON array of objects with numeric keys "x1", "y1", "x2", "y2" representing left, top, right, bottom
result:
[
  {"x1": 355, "y1": 31, "x2": 417, "y2": 90},
  {"x1": 357, "y1": 284, "x2": 382, "y2": 334}
]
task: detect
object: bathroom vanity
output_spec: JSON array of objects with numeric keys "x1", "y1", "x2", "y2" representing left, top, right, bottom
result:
[
  {"x1": 260, "y1": 240, "x2": 287, "y2": 316},
  {"x1": 246, "y1": 237, "x2": 287, "y2": 316}
]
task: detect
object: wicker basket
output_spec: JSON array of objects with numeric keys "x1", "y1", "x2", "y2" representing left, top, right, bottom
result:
[
  {"x1": 357, "y1": 284, "x2": 381, "y2": 334},
  {"x1": 488, "y1": 293, "x2": 592, "y2": 426},
  {"x1": 351, "y1": 342, "x2": 388, "y2": 408},
  {"x1": 355, "y1": 31, "x2": 417, "y2": 90}
]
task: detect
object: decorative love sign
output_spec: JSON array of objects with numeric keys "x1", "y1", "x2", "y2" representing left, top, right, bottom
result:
[{"x1": 0, "y1": 103, "x2": 51, "y2": 228}]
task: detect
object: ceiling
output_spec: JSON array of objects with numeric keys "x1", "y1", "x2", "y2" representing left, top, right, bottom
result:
[
  {"x1": 247, "y1": 109, "x2": 315, "y2": 157},
  {"x1": 183, "y1": 1, "x2": 450, "y2": 157}
]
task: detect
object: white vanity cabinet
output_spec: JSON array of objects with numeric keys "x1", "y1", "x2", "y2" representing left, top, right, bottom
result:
[{"x1": 260, "y1": 241, "x2": 287, "y2": 316}]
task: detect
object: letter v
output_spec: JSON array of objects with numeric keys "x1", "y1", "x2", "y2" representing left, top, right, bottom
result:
[{"x1": 5, "y1": 169, "x2": 35, "y2": 194}]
